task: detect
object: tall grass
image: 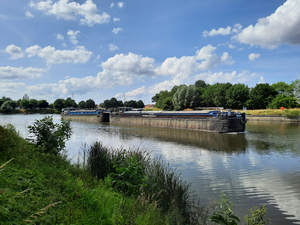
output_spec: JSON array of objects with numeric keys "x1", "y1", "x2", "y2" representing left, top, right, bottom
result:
[
  {"x1": 245, "y1": 108, "x2": 300, "y2": 117},
  {"x1": 84, "y1": 141, "x2": 211, "y2": 224}
]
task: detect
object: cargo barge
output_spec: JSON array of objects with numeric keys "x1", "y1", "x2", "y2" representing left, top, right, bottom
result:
[
  {"x1": 110, "y1": 110, "x2": 246, "y2": 133},
  {"x1": 62, "y1": 108, "x2": 246, "y2": 133}
]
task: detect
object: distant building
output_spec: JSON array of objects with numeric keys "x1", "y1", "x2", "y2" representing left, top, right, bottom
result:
[
  {"x1": 23, "y1": 94, "x2": 29, "y2": 101},
  {"x1": 144, "y1": 104, "x2": 155, "y2": 109}
]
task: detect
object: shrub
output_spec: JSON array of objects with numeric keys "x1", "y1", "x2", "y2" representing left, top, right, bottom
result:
[{"x1": 27, "y1": 116, "x2": 72, "y2": 155}]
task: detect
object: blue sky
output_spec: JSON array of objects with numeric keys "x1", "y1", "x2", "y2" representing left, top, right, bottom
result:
[{"x1": 1, "y1": 0, "x2": 300, "y2": 104}]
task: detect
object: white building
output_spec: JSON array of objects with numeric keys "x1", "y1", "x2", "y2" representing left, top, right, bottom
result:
[{"x1": 23, "y1": 94, "x2": 29, "y2": 101}]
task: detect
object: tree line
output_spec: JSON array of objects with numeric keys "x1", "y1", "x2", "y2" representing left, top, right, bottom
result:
[
  {"x1": 152, "y1": 79, "x2": 300, "y2": 110},
  {"x1": 0, "y1": 96, "x2": 145, "y2": 113}
]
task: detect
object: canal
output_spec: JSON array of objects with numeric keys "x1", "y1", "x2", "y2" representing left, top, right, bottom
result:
[{"x1": 1, "y1": 114, "x2": 300, "y2": 224}]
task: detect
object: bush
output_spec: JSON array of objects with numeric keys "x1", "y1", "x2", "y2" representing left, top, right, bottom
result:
[{"x1": 27, "y1": 116, "x2": 72, "y2": 155}]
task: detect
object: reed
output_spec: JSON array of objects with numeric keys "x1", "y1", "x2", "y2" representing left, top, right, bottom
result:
[{"x1": 84, "y1": 141, "x2": 203, "y2": 224}]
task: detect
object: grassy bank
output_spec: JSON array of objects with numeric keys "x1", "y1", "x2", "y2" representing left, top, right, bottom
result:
[
  {"x1": 245, "y1": 108, "x2": 300, "y2": 117},
  {"x1": 0, "y1": 125, "x2": 168, "y2": 224}
]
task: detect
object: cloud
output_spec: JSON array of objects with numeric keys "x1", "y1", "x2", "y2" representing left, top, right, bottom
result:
[
  {"x1": 116, "y1": 86, "x2": 147, "y2": 100},
  {"x1": 56, "y1": 33, "x2": 64, "y2": 40},
  {"x1": 202, "y1": 24, "x2": 242, "y2": 37},
  {"x1": 67, "y1": 30, "x2": 80, "y2": 44},
  {"x1": 248, "y1": 53, "x2": 260, "y2": 61},
  {"x1": 0, "y1": 66, "x2": 45, "y2": 79},
  {"x1": 25, "y1": 45, "x2": 92, "y2": 64},
  {"x1": 0, "y1": 82, "x2": 26, "y2": 93},
  {"x1": 110, "y1": 3, "x2": 114, "y2": 8},
  {"x1": 234, "y1": 0, "x2": 300, "y2": 49},
  {"x1": 258, "y1": 76, "x2": 266, "y2": 84},
  {"x1": 155, "y1": 45, "x2": 234, "y2": 82},
  {"x1": 112, "y1": 27, "x2": 122, "y2": 34},
  {"x1": 102, "y1": 52, "x2": 155, "y2": 76},
  {"x1": 117, "y1": 2, "x2": 124, "y2": 9},
  {"x1": 30, "y1": 0, "x2": 110, "y2": 26},
  {"x1": 4, "y1": 44, "x2": 25, "y2": 59},
  {"x1": 109, "y1": 43, "x2": 119, "y2": 52},
  {"x1": 113, "y1": 17, "x2": 120, "y2": 22},
  {"x1": 194, "y1": 70, "x2": 260, "y2": 85},
  {"x1": 25, "y1": 11, "x2": 34, "y2": 18}
]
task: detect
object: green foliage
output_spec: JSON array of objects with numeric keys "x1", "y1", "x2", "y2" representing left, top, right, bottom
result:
[
  {"x1": 53, "y1": 98, "x2": 65, "y2": 111},
  {"x1": 282, "y1": 109, "x2": 300, "y2": 117},
  {"x1": 86, "y1": 98, "x2": 96, "y2": 109},
  {"x1": 28, "y1": 99, "x2": 38, "y2": 109},
  {"x1": 246, "y1": 84, "x2": 277, "y2": 109},
  {"x1": 27, "y1": 116, "x2": 72, "y2": 155},
  {"x1": 110, "y1": 153, "x2": 147, "y2": 196},
  {"x1": 226, "y1": 84, "x2": 249, "y2": 109},
  {"x1": 290, "y1": 79, "x2": 300, "y2": 103},
  {"x1": 268, "y1": 94, "x2": 298, "y2": 109},
  {"x1": 209, "y1": 192, "x2": 240, "y2": 225},
  {"x1": 63, "y1": 97, "x2": 77, "y2": 108},
  {"x1": 244, "y1": 205, "x2": 269, "y2": 225},
  {"x1": 37, "y1": 99, "x2": 49, "y2": 109},
  {"x1": 272, "y1": 81, "x2": 293, "y2": 96},
  {"x1": 173, "y1": 84, "x2": 200, "y2": 110},
  {"x1": 78, "y1": 100, "x2": 86, "y2": 109},
  {"x1": 20, "y1": 99, "x2": 30, "y2": 109},
  {"x1": 0, "y1": 127, "x2": 167, "y2": 225},
  {"x1": 1, "y1": 101, "x2": 14, "y2": 113},
  {"x1": 0, "y1": 124, "x2": 20, "y2": 156}
]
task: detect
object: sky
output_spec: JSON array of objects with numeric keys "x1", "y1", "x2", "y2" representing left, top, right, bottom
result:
[{"x1": 1, "y1": 0, "x2": 300, "y2": 105}]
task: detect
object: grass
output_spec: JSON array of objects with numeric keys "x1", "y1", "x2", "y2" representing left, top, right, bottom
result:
[
  {"x1": 0, "y1": 125, "x2": 168, "y2": 225},
  {"x1": 245, "y1": 108, "x2": 300, "y2": 117}
]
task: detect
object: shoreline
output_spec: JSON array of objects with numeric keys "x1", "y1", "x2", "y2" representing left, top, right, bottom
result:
[{"x1": 246, "y1": 115, "x2": 300, "y2": 122}]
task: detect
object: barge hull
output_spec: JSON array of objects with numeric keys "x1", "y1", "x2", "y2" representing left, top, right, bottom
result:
[{"x1": 110, "y1": 116, "x2": 245, "y2": 133}]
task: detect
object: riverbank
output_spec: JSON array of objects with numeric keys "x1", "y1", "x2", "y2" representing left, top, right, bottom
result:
[
  {"x1": 0, "y1": 125, "x2": 169, "y2": 224},
  {"x1": 0, "y1": 108, "x2": 59, "y2": 114}
]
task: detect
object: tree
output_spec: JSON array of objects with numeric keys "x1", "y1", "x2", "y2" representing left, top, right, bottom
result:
[
  {"x1": 37, "y1": 100, "x2": 49, "y2": 109},
  {"x1": 136, "y1": 100, "x2": 145, "y2": 108},
  {"x1": 291, "y1": 79, "x2": 300, "y2": 103},
  {"x1": 268, "y1": 94, "x2": 298, "y2": 109},
  {"x1": 28, "y1": 99, "x2": 38, "y2": 109},
  {"x1": 246, "y1": 83, "x2": 277, "y2": 109},
  {"x1": 109, "y1": 97, "x2": 119, "y2": 108},
  {"x1": 194, "y1": 80, "x2": 207, "y2": 88},
  {"x1": 78, "y1": 101, "x2": 86, "y2": 109},
  {"x1": 226, "y1": 84, "x2": 249, "y2": 109},
  {"x1": 20, "y1": 99, "x2": 30, "y2": 109},
  {"x1": 86, "y1": 99, "x2": 95, "y2": 109},
  {"x1": 124, "y1": 100, "x2": 137, "y2": 108},
  {"x1": 0, "y1": 97, "x2": 12, "y2": 107},
  {"x1": 64, "y1": 97, "x2": 77, "y2": 108},
  {"x1": 272, "y1": 81, "x2": 293, "y2": 96},
  {"x1": 28, "y1": 116, "x2": 72, "y2": 155},
  {"x1": 172, "y1": 85, "x2": 200, "y2": 110},
  {"x1": 1, "y1": 101, "x2": 13, "y2": 113},
  {"x1": 54, "y1": 98, "x2": 66, "y2": 111}
]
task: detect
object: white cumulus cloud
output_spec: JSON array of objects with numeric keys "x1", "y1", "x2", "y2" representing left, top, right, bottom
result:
[
  {"x1": 112, "y1": 27, "x2": 122, "y2": 34},
  {"x1": 248, "y1": 53, "x2": 260, "y2": 61},
  {"x1": 113, "y1": 17, "x2": 120, "y2": 22},
  {"x1": 56, "y1": 33, "x2": 64, "y2": 40},
  {"x1": 30, "y1": 0, "x2": 110, "y2": 26},
  {"x1": 109, "y1": 43, "x2": 119, "y2": 52},
  {"x1": 117, "y1": 2, "x2": 124, "y2": 9},
  {"x1": 234, "y1": 0, "x2": 300, "y2": 49},
  {"x1": 115, "y1": 86, "x2": 147, "y2": 100},
  {"x1": 0, "y1": 66, "x2": 45, "y2": 79},
  {"x1": 203, "y1": 24, "x2": 242, "y2": 37},
  {"x1": 67, "y1": 30, "x2": 80, "y2": 44},
  {"x1": 25, "y1": 11, "x2": 34, "y2": 18},
  {"x1": 4, "y1": 44, "x2": 25, "y2": 59},
  {"x1": 25, "y1": 45, "x2": 92, "y2": 64}
]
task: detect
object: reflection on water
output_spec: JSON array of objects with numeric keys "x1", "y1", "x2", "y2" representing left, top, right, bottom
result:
[{"x1": 1, "y1": 114, "x2": 300, "y2": 224}]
